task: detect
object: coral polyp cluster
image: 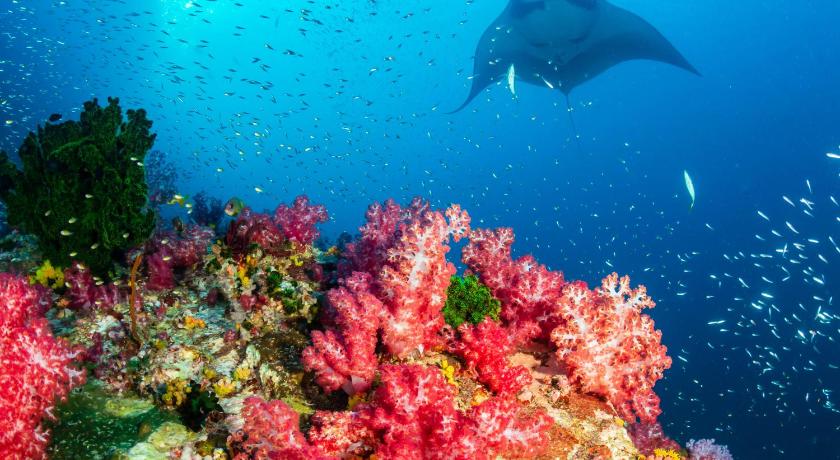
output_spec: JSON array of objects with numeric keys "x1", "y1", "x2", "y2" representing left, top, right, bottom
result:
[{"x1": 0, "y1": 194, "x2": 729, "y2": 459}]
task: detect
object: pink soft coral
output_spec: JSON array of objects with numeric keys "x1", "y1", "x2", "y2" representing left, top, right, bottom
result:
[
  {"x1": 301, "y1": 272, "x2": 382, "y2": 394},
  {"x1": 336, "y1": 199, "x2": 469, "y2": 359},
  {"x1": 0, "y1": 274, "x2": 85, "y2": 459},
  {"x1": 375, "y1": 204, "x2": 469, "y2": 357},
  {"x1": 342, "y1": 197, "x2": 429, "y2": 276},
  {"x1": 447, "y1": 320, "x2": 531, "y2": 395},
  {"x1": 551, "y1": 275, "x2": 671, "y2": 423},
  {"x1": 231, "y1": 396, "x2": 329, "y2": 460},
  {"x1": 273, "y1": 195, "x2": 328, "y2": 246},
  {"x1": 462, "y1": 227, "x2": 566, "y2": 346}
]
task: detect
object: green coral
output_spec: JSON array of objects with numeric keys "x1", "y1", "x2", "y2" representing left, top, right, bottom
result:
[
  {"x1": 0, "y1": 97, "x2": 156, "y2": 277},
  {"x1": 442, "y1": 274, "x2": 501, "y2": 328}
]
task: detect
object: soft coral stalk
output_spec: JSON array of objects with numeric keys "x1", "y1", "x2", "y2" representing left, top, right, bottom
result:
[{"x1": 0, "y1": 274, "x2": 85, "y2": 459}]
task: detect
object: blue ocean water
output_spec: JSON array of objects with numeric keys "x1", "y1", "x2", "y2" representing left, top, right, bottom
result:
[{"x1": 1, "y1": 0, "x2": 838, "y2": 458}]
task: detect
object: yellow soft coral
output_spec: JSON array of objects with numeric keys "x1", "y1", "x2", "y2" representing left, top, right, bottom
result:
[
  {"x1": 236, "y1": 265, "x2": 251, "y2": 288},
  {"x1": 213, "y1": 378, "x2": 235, "y2": 398},
  {"x1": 233, "y1": 366, "x2": 251, "y2": 382},
  {"x1": 31, "y1": 260, "x2": 64, "y2": 289},
  {"x1": 653, "y1": 448, "x2": 683, "y2": 460},
  {"x1": 439, "y1": 359, "x2": 457, "y2": 386},
  {"x1": 184, "y1": 316, "x2": 207, "y2": 330},
  {"x1": 162, "y1": 378, "x2": 191, "y2": 408}
]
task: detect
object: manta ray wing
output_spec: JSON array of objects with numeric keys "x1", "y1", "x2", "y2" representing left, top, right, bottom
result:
[
  {"x1": 449, "y1": 0, "x2": 698, "y2": 112},
  {"x1": 551, "y1": 1, "x2": 699, "y2": 93}
]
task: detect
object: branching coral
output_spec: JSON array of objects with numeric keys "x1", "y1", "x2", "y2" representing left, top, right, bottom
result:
[
  {"x1": 0, "y1": 273, "x2": 85, "y2": 459},
  {"x1": 0, "y1": 98, "x2": 156, "y2": 277}
]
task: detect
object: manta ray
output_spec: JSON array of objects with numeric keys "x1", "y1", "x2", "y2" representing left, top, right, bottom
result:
[{"x1": 450, "y1": 0, "x2": 699, "y2": 112}]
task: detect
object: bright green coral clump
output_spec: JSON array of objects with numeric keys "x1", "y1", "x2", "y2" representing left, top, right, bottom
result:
[
  {"x1": 442, "y1": 274, "x2": 501, "y2": 328},
  {"x1": 0, "y1": 97, "x2": 156, "y2": 277}
]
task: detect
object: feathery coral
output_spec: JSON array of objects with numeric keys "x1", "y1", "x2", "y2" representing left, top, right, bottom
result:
[{"x1": 0, "y1": 273, "x2": 85, "y2": 459}]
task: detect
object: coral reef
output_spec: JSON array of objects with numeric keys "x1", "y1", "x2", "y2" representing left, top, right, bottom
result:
[
  {"x1": 0, "y1": 194, "x2": 726, "y2": 459},
  {"x1": 0, "y1": 98, "x2": 156, "y2": 277}
]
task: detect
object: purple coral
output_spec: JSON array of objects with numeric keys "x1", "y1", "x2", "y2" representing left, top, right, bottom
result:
[{"x1": 687, "y1": 439, "x2": 734, "y2": 460}]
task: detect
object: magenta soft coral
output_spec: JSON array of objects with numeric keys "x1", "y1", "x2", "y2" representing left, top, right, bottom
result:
[
  {"x1": 0, "y1": 274, "x2": 85, "y2": 459},
  {"x1": 301, "y1": 272, "x2": 381, "y2": 394},
  {"x1": 551, "y1": 274, "x2": 671, "y2": 423},
  {"x1": 63, "y1": 263, "x2": 120, "y2": 311},
  {"x1": 226, "y1": 208, "x2": 285, "y2": 259},
  {"x1": 273, "y1": 194, "x2": 329, "y2": 246},
  {"x1": 447, "y1": 320, "x2": 531, "y2": 395}
]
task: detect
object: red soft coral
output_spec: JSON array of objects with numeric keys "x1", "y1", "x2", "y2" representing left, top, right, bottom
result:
[
  {"x1": 463, "y1": 396, "x2": 553, "y2": 458},
  {"x1": 63, "y1": 263, "x2": 120, "y2": 311},
  {"x1": 551, "y1": 274, "x2": 671, "y2": 423},
  {"x1": 231, "y1": 396, "x2": 329, "y2": 460},
  {"x1": 308, "y1": 410, "x2": 374, "y2": 458},
  {"x1": 273, "y1": 195, "x2": 328, "y2": 246},
  {"x1": 448, "y1": 320, "x2": 532, "y2": 395},
  {"x1": 0, "y1": 274, "x2": 85, "y2": 459},
  {"x1": 349, "y1": 364, "x2": 551, "y2": 460},
  {"x1": 628, "y1": 422, "x2": 682, "y2": 456},
  {"x1": 226, "y1": 208, "x2": 285, "y2": 259},
  {"x1": 301, "y1": 272, "x2": 381, "y2": 394},
  {"x1": 462, "y1": 228, "x2": 566, "y2": 346}
]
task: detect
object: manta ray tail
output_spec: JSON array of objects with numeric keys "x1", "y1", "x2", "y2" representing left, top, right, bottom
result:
[{"x1": 447, "y1": 79, "x2": 488, "y2": 114}]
